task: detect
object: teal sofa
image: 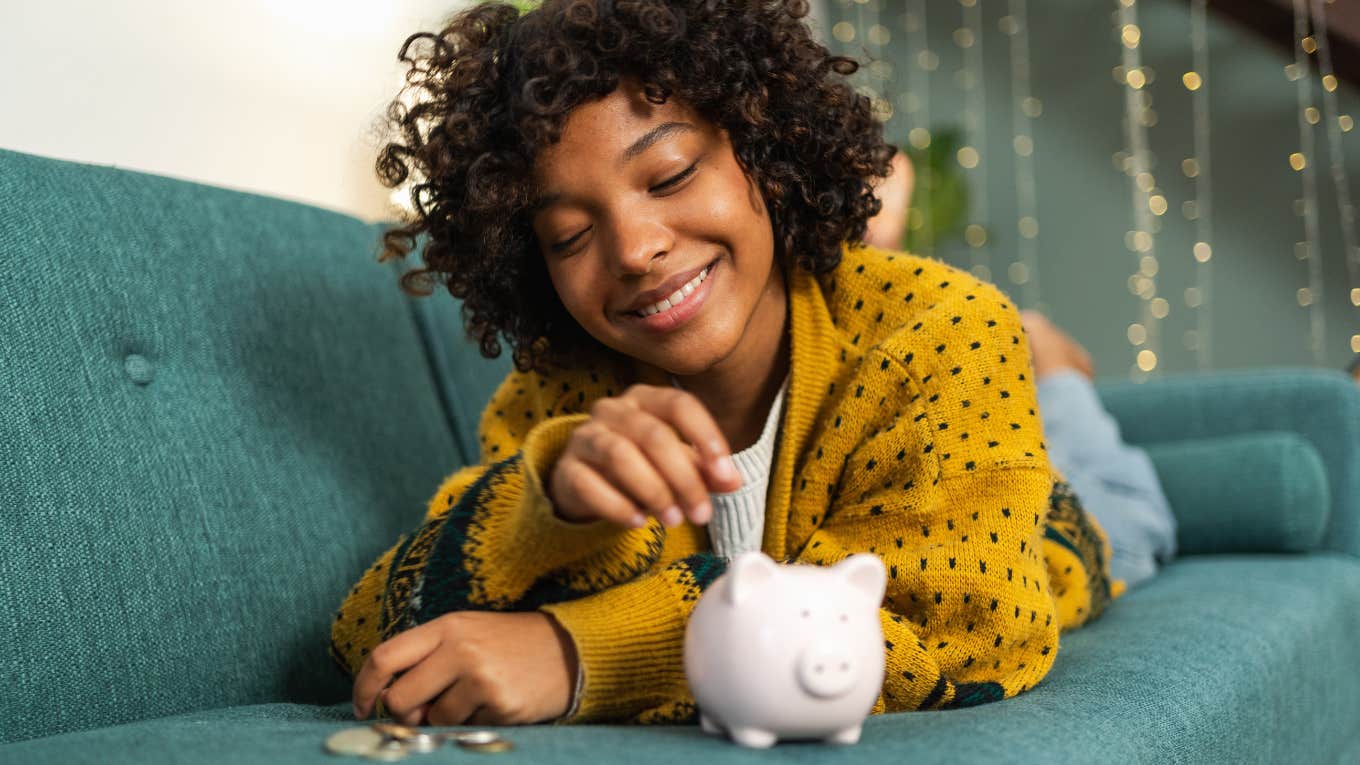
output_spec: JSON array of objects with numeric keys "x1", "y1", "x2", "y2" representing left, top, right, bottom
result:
[{"x1": 3, "y1": 146, "x2": 1358, "y2": 763}]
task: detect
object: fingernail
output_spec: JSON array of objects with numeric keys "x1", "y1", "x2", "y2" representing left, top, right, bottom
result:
[
  {"x1": 661, "y1": 506, "x2": 683, "y2": 528},
  {"x1": 629, "y1": 513, "x2": 648, "y2": 528},
  {"x1": 691, "y1": 501, "x2": 712, "y2": 525},
  {"x1": 712, "y1": 456, "x2": 738, "y2": 482},
  {"x1": 353, "y1": 703, "x2": 363, "y2": 720}
]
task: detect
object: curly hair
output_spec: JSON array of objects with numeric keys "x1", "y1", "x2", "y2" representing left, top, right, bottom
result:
[{"x1": 376, "y1": 0, "x2": 895, "y2": 372}]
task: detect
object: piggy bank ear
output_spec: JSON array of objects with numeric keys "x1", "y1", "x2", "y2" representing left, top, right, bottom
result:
[
  {"x1": 725, "y1": 551, "x2": 778, "y2": 606},
  {"x1": 835, "y1": 554, "x2": 887, "y2": 602}
]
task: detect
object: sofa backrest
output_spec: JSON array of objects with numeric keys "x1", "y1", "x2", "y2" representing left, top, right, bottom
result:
[
  {"x1": 0, "y1": 149, "x2": 462, "y2": 743},
  {"x1": 400, "y1": 266, "x2": 515, "y2": 465},
  {"x1": 1097, "y1": 368, "x2": 1360, "y2": 558}
]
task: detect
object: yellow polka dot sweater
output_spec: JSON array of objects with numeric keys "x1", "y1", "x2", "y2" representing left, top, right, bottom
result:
[{"x1": 331, "y1": 243, "x2": 1122, "y2": 724}]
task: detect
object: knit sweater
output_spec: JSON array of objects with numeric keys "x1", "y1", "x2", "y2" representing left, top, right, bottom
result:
[
  {"x1": 330, "y1": 243, "x2": 1120, "y2": 724},
  {"x1": 697, "y1": 372, "x2": 788, "y2": 562}
]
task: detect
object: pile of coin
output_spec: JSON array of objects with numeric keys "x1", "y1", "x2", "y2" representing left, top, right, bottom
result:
[{"x1": 324, "y1": 723, "x2": 515, "y2": 760}]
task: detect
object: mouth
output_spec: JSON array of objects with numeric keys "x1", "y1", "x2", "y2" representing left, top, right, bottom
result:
[
  {"x1": 630, "y1": 260, "x2": 714, "y2": 317},
  {"x1": 625, "y1": 257, "x2": 720, "y2": 332}
]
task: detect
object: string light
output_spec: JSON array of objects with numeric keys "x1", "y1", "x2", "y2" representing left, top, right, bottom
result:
[
  {"x1": 1116, "y1": 0, "x2": 1161, "y2": 381},
  {"x1": 958, "y1": 0, "x2": 992, "y2": 283},
  {"x1": 860, "y1": 0, "x2": 891, "y2": 123},
  {"x1": 1307, "y1": 0, "x2": 1360, "y2": 356},
  {"x1": 1187, "y1": 0, "x2": 1214, "y2": 367},
  {"x1": 903, "y1": 0, "x2": 935, "y2": 257},
  {"x1": 1291, "y1": 0, "x2": 1326, "y2": 362},
  {"x1": 1006, "y1": 0, "x2": 1042, "y2": 310}
]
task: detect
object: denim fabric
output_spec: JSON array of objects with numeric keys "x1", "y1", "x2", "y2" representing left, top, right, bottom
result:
[{"x1": 1037, "y1": 371, "x2": 1176, "y2": 588}]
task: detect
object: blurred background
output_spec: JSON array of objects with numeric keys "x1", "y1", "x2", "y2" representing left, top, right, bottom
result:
[{"x1": 1, "y1": 0, "x2": 1356, "y2": 381}]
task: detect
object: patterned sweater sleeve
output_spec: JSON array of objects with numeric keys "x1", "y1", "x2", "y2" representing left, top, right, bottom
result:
[
  {"x1": 791, "y1": 283, "x2": 1104, "y2": 712},
  {"x1": 329, "y1": 365, "x2": 668, "y2": 678}
]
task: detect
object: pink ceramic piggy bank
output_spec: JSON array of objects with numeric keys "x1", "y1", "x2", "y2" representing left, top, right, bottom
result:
[{"x1": 683, "y1": 551, "x2": 887, "y2": 748}]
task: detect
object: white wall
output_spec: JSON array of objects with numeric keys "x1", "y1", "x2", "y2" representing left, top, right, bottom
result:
[{"x1": 0, "y1": 0, "x2": 469, "y2": 223}]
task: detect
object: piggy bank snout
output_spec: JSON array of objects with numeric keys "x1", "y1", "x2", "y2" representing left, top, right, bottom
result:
[{"x1": 796, "y1": 642, "x2": 859, "y2": 699}]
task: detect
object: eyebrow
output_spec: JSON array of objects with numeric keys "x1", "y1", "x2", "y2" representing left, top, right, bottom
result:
[{"x1": 530, "y1": 121, "x2": 696, "y2": 213}]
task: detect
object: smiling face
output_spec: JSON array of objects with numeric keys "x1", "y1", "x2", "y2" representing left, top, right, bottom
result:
[{"x1": 529, "y1": 80, "x2": 784, "y2": 378}]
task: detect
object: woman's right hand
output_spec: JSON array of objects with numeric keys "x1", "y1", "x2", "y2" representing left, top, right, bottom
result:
[{"x1": 547, "y1": 384, "x2": 744, "y2": 529}]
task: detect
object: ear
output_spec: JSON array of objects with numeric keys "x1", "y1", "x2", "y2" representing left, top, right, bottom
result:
[
  {"x1": 835, "y1": 554, "x2": 887, "y2": 603},
  {"x1": 724, "y1": 551, "x2": 778, "y2": 606}
]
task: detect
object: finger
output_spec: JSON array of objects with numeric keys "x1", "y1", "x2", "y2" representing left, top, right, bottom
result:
[
  {"x1": 554, "y1": 457, "x2": 650, "y2": 528},
  {"x1": 605, "y1": 411, "x2": 715, "y2": 525},
  {"x1": 467, "y1": 705, "x2": 505, "y2": 727},
  {"x1": 428, "y1": 682, "x2": 485, "y2": 727},
  {"x1": 385, "y1": 689, "x2": 425, "y2": 727},
  {"x1": 622, "y1": 386, "x2": 742, "y2": 493},
  {"x1": 576, "y1": 424, "x2": 682, "y2": 524},
  {"x1": 381, "y1": 646, "x2": 462, "y2": 724},
  {"x1": 352, "y1": 627, "x2": 442, "y2": 720}
]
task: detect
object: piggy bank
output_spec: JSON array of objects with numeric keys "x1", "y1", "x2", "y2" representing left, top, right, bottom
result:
[{"x1": 683, "y1": 551, "x2": 887, "y2": 748}]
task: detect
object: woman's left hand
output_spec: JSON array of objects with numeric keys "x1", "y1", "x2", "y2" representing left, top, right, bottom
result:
[{"x1": 352, "y1": 610, "x2": 579, "y2": 726}]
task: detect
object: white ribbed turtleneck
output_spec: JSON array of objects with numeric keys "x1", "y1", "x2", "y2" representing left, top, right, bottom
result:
[{"x1": 672, "y1": 373, "x2": 788, "y2": 561}]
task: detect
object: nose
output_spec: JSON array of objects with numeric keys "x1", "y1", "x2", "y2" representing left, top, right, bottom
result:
[
  {"x1": 604, "y1": 212, "x2": 674, "y2": 277},
  {"x1": 796, "y1": 642, "x2": 858, "y2": 699}
]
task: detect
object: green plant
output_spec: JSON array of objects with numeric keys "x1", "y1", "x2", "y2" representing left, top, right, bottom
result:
[{"x1": 900, "y1": 125, "x2": 969, "y2": 254}]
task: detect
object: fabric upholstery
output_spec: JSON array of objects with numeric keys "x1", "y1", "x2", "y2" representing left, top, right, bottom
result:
[
  {"x1": 1097, "y1": 369, "x2": 1360, "y2": 556},
  {"x1": 0, "y1": 148, "x2": 458, "y2": 743},
  {"x1": 1144, "y1": 431, "x2": 1330, "y2": 555},
  {"x1": 6, "y1": 555, "x2": 1358, "y2": 763}
]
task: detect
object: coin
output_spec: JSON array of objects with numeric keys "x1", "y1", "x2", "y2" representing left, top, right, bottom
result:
[
  {"x1": 447, "y1": 730, "x2": 501, "y2": 746},
  {"x1": 325, "y1": 727, "x2": 384, "y2": 756},
  {"x1": 362, "y1": 740, "x2": 410, "y2": 761},
  {"x1": 403, "y1": 733, "x2": 442, "y2": 753},
  {"x1": 372, "y1": 723, "x2": 421, "y2": 740},
  {"x1": 460, "y1": 739, "x2": 515, "y2": 754}
]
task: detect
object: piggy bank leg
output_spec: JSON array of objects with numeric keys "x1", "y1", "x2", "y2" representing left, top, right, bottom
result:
[
  {"x1": 826, "y1": 724, "x2": 862, "y2": 745},
  {"x1": 728, "y1": 727, "x2": 777, "y2": 749},
  {"x1": 699, "y1": 713, "x2": 724, "y2": 737}
]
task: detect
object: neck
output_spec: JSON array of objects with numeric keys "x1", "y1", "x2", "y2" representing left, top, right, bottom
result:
[{"x1": 671, "y1": 264, "x2": 791, "y2": 452}]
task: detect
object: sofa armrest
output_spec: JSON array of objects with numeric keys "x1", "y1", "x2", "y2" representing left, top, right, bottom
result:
[
  {"x1": 1143, "y1": 432, "x2": 1330, "y2": 555},
  {"x1": 1094, "y1": 368, "x2": 1360, "y2": 557}
]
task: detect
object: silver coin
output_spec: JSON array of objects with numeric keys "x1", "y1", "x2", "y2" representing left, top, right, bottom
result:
[
  {"x1": 362, "y1": 740, "x2": 410, "y2": 761},
  {"x1": 403, "y1": 733, "x2": 441, "y2": 753},
  {"x1": 447, "y1": 730, "x2": 501, "y2": 746},
  {"x1": 325, "y1": 727, "x2": 384, "y2": 756}
]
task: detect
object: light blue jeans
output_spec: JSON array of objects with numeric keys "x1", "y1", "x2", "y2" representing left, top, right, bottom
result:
[{"x1": 1037, "y1": 371, "x2": 1177, "y2": 589}]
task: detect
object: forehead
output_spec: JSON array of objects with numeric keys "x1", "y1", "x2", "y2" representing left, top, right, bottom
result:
[{"x1": 534, "y1": 83, "x2": 708, "y2": 175}]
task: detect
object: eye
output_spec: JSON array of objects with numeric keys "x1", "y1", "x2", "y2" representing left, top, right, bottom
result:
[
  {"x1": 801, "y1": 609, "x2": 811, "y2": 619},
  {"x1": 549, "y1": 227, "x2": 590, "y2": 253},
  {"x1": 651, "y1": 161, "x2": 699, "y2": 193},
  {"x1": 839, "y1": 613, "x2": 848, "y2": 623}
]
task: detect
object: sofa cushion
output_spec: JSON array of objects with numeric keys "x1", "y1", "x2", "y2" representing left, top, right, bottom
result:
[
  {"x1": 0, "y1": 149, "x2": 460, "y2": 743},
  {"x1": 1145, "y1": 431, "x2": 1330, "y2": 554},
  {"x1": 5, "y1": 554, "x2": 1356, "y2": 762},
  {"x1": 1097, "y1": 369, "x2": 1360, "y2": 556}
]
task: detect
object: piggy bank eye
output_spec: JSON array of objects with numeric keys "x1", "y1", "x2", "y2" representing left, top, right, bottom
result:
[
  {"x1": 839, "y1": 613, "x2": 848, "y2": 623},
  {"x1": 801, "y1": 609, "x2": 811, "y2": 619}
]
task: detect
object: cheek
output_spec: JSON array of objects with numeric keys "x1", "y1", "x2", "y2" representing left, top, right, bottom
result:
[
  {"x1": 546, "y1": 258, "x2": 608, "y2": 327},
  {"x1": 698, "y1": 165, "x2": 767, "y2": 231}
]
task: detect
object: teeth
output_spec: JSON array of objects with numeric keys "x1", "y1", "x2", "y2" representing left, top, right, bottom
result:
[{"x1": 639, "y1": 266, "x2": 709, "y2": 316}]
